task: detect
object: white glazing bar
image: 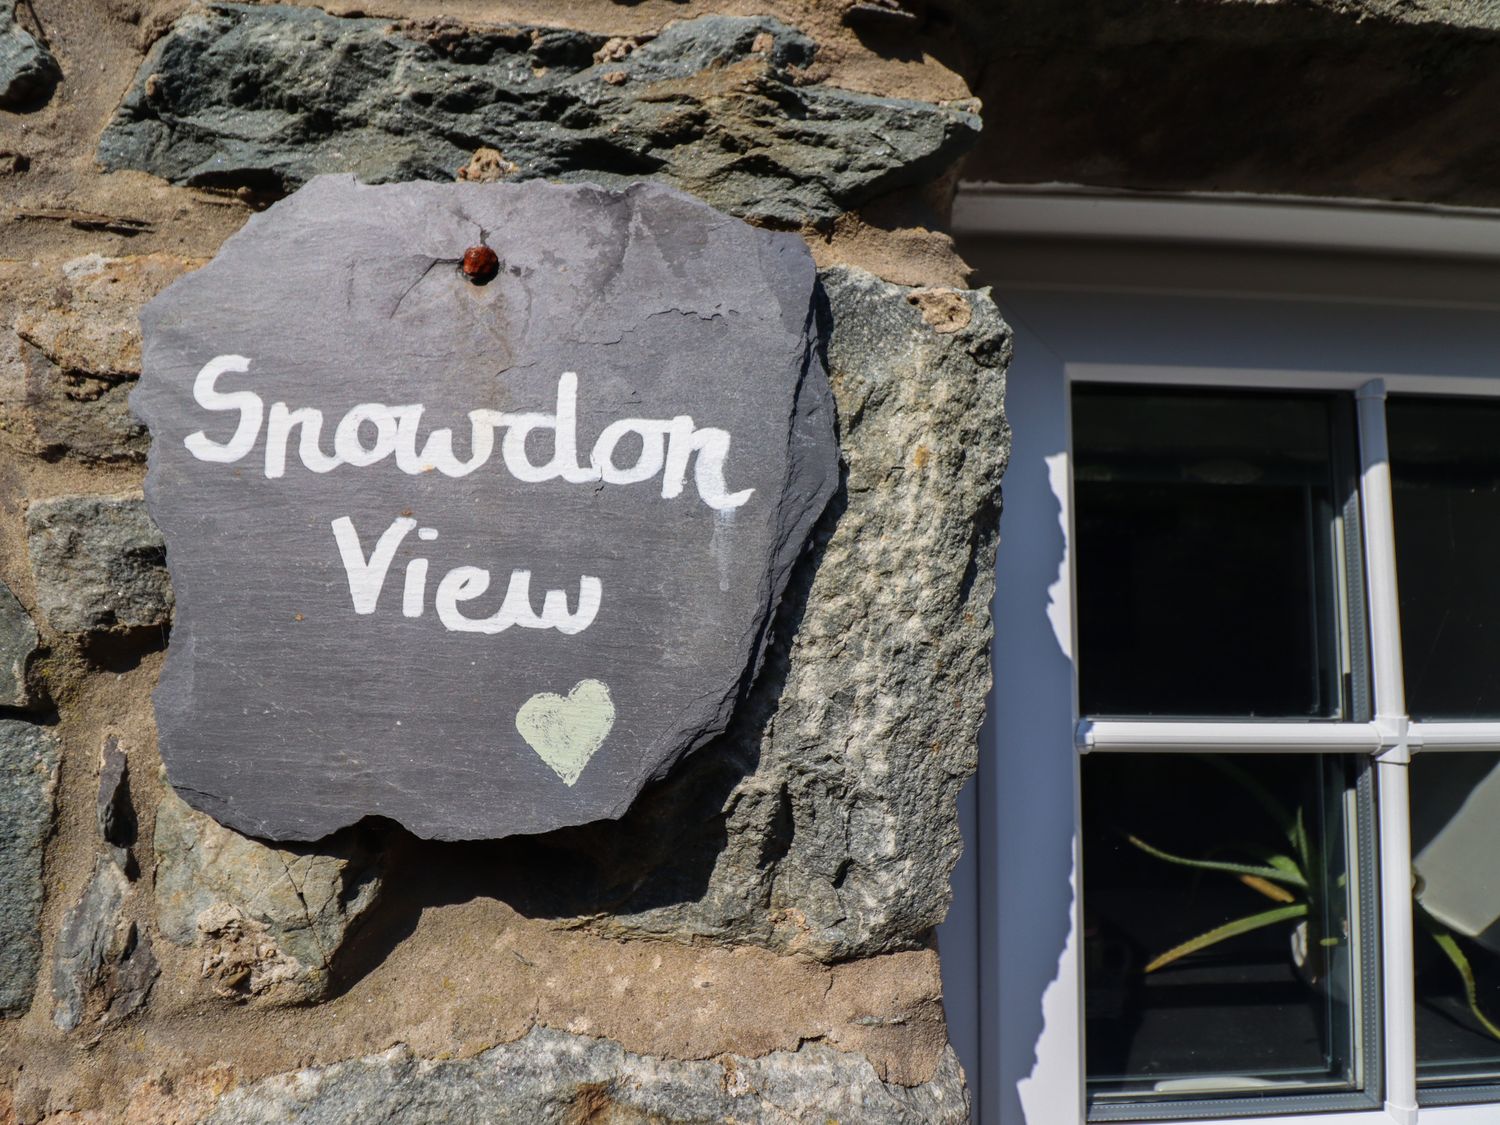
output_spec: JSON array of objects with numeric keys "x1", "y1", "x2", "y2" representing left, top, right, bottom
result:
[
  {"x1": 1077, "y1": 719, "x2": 1382, "y2": 754},
  {"x1": 1355, "y1": 378, "x2": 1418, "y2": 1124},
  {"x1": 1378, "y1": 759, "x2": 1419, "y2": 1125},
  {"x1": 1407, "y1": 722, "x2": 1500, "y2": 750},
  {"x1": 1354, "y1": 379, "x2": 1407, "y2": 721}
]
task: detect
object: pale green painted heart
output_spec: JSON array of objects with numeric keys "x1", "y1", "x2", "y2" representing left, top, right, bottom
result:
[{"x1": 515, "y1": 679, "x2": 615, "y2": 786}]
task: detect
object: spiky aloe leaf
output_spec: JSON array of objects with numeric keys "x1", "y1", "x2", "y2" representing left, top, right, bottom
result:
[
  {"x1": 1290, "y1": 804, "x2": 1312, "y2": 883},
  {"x1": 1126, "y1": 835, "x2": 1308, "y2": 889},
  {"x1": 1267, "y1": 854, "x2": 1304, "y2": 881},
  {"x1": 1419, "y1": 909, "x2": 1500, "y2": 1042},
  {"x1": 1145, "y1": 903, "x2": 1309, "y2": 974}
]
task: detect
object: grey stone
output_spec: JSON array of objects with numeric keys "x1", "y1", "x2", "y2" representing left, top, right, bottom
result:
[
  {"x1": 17, "y1": 341, "x2": 149, "y2": 464},
  {"x1": 51, "y1": 858, "x2": 158, "y2": 1033},
  {"x1": 508, "y1": 267, "x2": 1009, "y2": 961},
  {"x1": 204, "y1": 1025, "x2": 969, "y2": 1124},
  {"x1": 153, "y1": 789, "x2": 382, "y2": 1004},
  {"x1": 0, "y1": 1, "x2": 59, "y2": 111},
  {"x1": 0, "y1": 578, "x2": 38, "y2": 707},
  {"x1": 0, "y1": 719, "x2": 59, "y2": 1017},
  {"x1": 25, "y1": 495, "x2": 172, "y2": 635},
  {"x1": 51, "y1": 861, "x2": 122, "y2": 1032},
  {"x1": 96, "y1": 5, "x2": 979, "y2": 224},
  {"x1": 97, "y1": 736, "x2": 136, "y2": 871},
  {"x1": 109, "y1": 925, "x2": 159, "y2": 1021},
  {"x1": 135, "y1": 176, "x2": 838, "y2": 842}
]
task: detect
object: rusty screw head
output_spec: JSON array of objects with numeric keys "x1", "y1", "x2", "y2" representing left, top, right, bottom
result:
[{"x1": 461, "y1": 245, "x2": 499, "y2": 285}]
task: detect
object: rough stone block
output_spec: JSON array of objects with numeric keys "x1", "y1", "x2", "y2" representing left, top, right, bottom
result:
[
  {"x1": 97, "y1": 735, "x2": 137, "y2": 871},
  {"x1": 203, "y1": 1027, "x2": 969, "y2": 1124},
  {"x1": 0, "y1": 579, "x2": 38, "y2": 707},
  {"x1": 96, "y1": 5, "x2": 980, "y2": 224},
  {"x1": 25, "y1": 495, "x2": 173, "y2": 635},
  {"x1": 13, "y1": 342, "x2": 148, "y2": 464},
  {"x1": 14, "y1": 254, "x2": 201, "y2": 381},
  {"x1": 753, "y1": 268, "x2": 1007, "y2": 957},
  {"x1": 0, "y1": 1, "x2": 59, "y2": 111},
  {"x1": 0, "y1": 719, "x2": 59, "y2": 1018},
  {"x1": 4, "y1": 255, "x2": 198, "y2": 464},
  {"x1": 51, "y1": 858, "x2": 158, "y2": 1033},
  {"x1": 153, "y1": 790, "x2": 383, "y2": 1004}
]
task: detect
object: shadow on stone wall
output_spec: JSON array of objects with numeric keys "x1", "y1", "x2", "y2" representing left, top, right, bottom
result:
[
  {"x1": 332, "y1": 464, "x2": 846, "y2": 997},
  {"x1": 332, "y1": 286, "x2": 849, "y2": 990}
]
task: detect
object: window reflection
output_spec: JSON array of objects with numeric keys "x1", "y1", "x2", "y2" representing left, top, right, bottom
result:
[
  {"x1": 1073, "y1": 388, "x2": 1355, "y2": 719},
  {"x1": 1412, "y1": 751, "x2": 1500, "y2": 1091},
  {"x1": 1083, "y1": 754, "x2": 1368, "y2": 1107},
  {"x1": 1389, "y1": 397, "x2": 1500, "y2": 719}
]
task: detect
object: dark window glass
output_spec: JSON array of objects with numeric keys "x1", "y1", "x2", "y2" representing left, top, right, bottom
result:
[
  {"x1": 1073, "y1": 388, "x2": 1354, "y2": 718},
  {"x1": 1411, "y1": 751, "x2": 1500, "y2": 1093},
  {"x1": 1388, "y1": 397, "x2": 1500, "y2": 719},
  {"x1": 1083, "y1": 754, "x2": 1369, "y2": 1108}
]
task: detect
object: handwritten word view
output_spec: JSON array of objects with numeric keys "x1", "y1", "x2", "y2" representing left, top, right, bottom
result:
[
  {"x1": 332, "y1": 516, "x2": 601, "y2": 635},
  {"x1": 182, "y1": 355, "x2": 755, "y2": 511}
]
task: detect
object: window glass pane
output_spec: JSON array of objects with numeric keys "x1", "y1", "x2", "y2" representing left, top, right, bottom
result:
[
  {"x1": 1388, "y1": 397, "x2": 1500, "y2": 719},
  {"x1": 1412, "y1": 750, "x2": 1500, "y2": 1092},
  {"x1": 1073, "y1": 388, "x2": 1353, "y2": 719},
  {"x1": 1083, "y1": 753, "x2": 1371, "y2": 1110}
]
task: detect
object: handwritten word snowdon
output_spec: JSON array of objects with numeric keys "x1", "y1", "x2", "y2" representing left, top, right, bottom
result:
[
  {"x1": 182, "y1": 355, "x2": 754, "y2": 510},
  {"x1": 181, "y1": 354, "x2": 756, "y2": 636}
]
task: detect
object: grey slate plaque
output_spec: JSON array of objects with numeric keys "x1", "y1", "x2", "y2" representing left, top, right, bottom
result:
[{"x1": 135, "y1": 176, "x2": 837, "y2": 841}]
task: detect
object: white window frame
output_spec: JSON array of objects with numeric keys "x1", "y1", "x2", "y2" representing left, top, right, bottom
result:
[{"x1": 940, "y1": 185, "x2": 1500, "y2": 1125}]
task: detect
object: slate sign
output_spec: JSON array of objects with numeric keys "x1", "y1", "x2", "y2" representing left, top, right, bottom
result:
[{"x1": 136, "y1": 176, "x2": 838, "y2": 841}]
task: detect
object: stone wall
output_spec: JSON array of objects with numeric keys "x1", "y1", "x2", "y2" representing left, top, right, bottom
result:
[{"x1": 0, "y1": 2, "x2": 1006, "y2": 1121}]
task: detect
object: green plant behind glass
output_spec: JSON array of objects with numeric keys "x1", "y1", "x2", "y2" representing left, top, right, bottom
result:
[{"x1": 1127, "y1": 757, "x2": 1500, "y2": 1041}]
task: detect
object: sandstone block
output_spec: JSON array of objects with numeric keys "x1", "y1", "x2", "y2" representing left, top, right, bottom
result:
[
  {"x1": 14, "y1": 254, "x2": 201, "y2": 381},
  {"x1": 13, "y1": 343, "x2": 148, "y2": 464}
]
